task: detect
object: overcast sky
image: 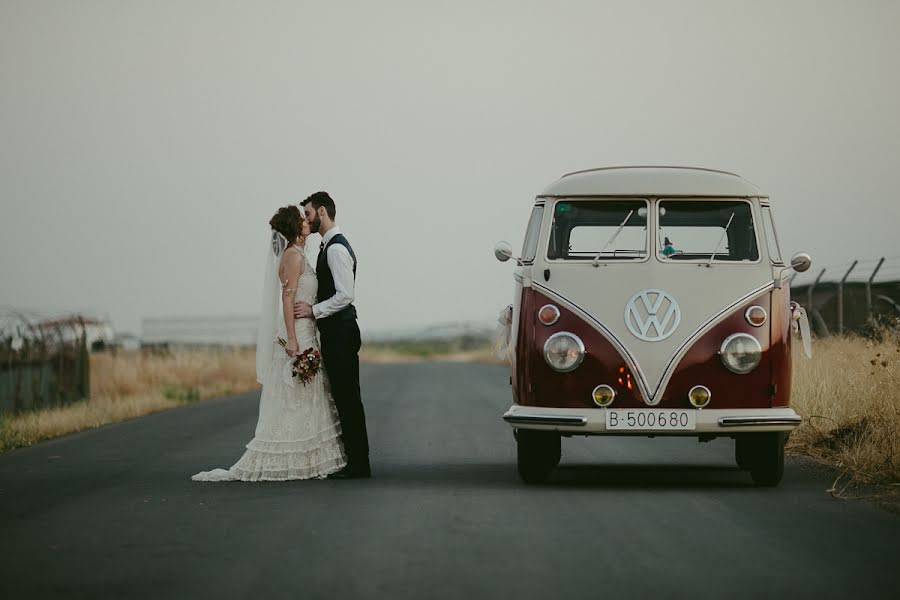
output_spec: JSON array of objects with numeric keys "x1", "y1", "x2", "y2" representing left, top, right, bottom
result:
[{"x1": 2, "y1": 1, "x2": 900, "y2": 336}]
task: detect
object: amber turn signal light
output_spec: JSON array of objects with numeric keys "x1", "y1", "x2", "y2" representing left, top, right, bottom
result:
[
  {"x1": 538, "y1": 304, "x2": 561, "y2": 326},
  {"x1": 592, "y1": 384, "x2": 615, "y2": 407},
  {"x1": 688, "y1": 385, "x2": 711, "y2": 408},
  {"x1": 745, "y1": 305, "x2": 767, "y2": 327}
]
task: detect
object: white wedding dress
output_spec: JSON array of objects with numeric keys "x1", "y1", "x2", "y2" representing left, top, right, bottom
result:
[{"x1": 192, "y1": 246, "x2": 347, "y2": 482}]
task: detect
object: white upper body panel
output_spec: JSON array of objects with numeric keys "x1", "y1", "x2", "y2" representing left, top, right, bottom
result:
[{"x1": 539, "y1": 166, "x2": 764, "y2": 198}]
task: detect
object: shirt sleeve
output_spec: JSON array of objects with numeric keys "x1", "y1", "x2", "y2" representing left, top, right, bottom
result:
[{"x1": 312, "y1": 244, "x2": 355, "y2": 320}]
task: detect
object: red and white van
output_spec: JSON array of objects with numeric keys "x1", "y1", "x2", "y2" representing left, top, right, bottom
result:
[{"x1": 495, "y1": 166, "x2": 811, "y2": 486}]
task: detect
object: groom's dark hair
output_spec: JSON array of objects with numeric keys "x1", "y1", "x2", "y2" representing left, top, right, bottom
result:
[{"x1": 302, "y1": 191, "x2": 336, "y2": 220}]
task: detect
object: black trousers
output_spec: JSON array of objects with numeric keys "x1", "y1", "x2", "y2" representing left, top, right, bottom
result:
[{"x1": 319, "y1": 319, "x2": 369, "y2": 467}]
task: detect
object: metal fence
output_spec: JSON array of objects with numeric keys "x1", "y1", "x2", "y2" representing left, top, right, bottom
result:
[
  {"x1": 790, "y1": 257, "x2": 900, "y2": 336},
  {"x1": 0, "y1": 310, "x2": 91, "y2": 415}
]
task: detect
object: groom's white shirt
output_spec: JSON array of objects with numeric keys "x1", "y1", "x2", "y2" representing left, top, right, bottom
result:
[{"x1": 312, "y1": 226, "x2": 356, "y2": 320}]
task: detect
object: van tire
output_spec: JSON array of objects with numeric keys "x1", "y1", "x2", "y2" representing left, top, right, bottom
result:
[
  {"x1": 747, "y1": 432, "x2": 786, "y2": 487},
  {"x1": 516, "y1": 430, "x2": 561, "y2": 484}
]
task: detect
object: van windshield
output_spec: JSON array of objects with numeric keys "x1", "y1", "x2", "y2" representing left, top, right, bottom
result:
[
  {"x1": 548, "y1": 200, "x2": 648, "y2": 260},
  {"x1": 658, "y1": 200, "x2": 759, "y2": 262}
]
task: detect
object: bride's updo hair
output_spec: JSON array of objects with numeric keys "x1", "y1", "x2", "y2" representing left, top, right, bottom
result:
[{"x1": 269, "y1": 205, "x2": 302, "y2": 241}]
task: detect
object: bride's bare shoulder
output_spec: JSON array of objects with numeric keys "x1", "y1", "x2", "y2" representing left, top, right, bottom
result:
[
  {"x1": 278, "y1": 248, "x2": 303, "y2": 277},
  {"x1": 280, "y1": 249, "x2": 302, "y2": 266}
]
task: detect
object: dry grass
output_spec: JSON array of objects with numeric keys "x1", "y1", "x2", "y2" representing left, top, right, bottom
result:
[
  {"x1": 89, "y1": 347, "x2": 258, "y2": 401},
  {"x1": 788, "y1": 335, "x2": 900, "y2": 487},
  {"x1": 358, "y1": 349, "x2": 426, "y2": 363},
  {"x1": 0, "y1": 348, "x2": 259, "y2": 452}
]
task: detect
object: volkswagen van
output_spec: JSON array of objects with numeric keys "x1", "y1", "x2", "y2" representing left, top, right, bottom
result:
[{"x1": 494, "y1": 166, "x2": 812, "y2": 486}]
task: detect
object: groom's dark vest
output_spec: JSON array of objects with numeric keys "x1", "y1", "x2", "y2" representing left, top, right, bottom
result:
[{"x1": 316, "y1": 233, "x2": 358, "y2": 326}]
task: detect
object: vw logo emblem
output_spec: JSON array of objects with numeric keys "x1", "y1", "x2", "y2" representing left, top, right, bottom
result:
[{"x1": 624, "y1": 289, "x2": 681, "y2": 342}]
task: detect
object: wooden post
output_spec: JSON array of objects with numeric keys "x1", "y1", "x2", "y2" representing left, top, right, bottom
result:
[
  {"x1": 77, "y1": 319, "x2": 90, "y2": 401},
  {"x1": 82, "y1": 335, "x2": 90, "y2": 400}
]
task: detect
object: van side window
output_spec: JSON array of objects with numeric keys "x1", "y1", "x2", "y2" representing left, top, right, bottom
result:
[
  {"x1": 761, "y1": 206, "x2": 784, "y2": 265},
  {"x1": 521, "y1": 206, "x2": 544, "y2": 263}
]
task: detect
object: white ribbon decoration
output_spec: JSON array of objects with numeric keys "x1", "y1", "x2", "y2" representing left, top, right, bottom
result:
[
  {"x1": 493, "y1": 304, "x2": 513, "y2": 360},
  {"x1": 791, "y1": 302, "x2": 813, "y2": 359}
]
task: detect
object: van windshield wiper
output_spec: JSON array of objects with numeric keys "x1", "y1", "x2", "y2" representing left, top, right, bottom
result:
[
  {"x1": 708, "y1": 212, "x2": 736, "y2": 265},
  {"x1": 592, "y1": 210, "x2": 634, "y2": 267}
]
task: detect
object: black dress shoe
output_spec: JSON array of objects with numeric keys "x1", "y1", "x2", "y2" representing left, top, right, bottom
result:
[{"x1": 327, "y1": 465, "x2": 371, "y2": 479}]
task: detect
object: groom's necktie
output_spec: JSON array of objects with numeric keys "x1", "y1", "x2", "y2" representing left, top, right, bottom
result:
[{"x1": 319, "y1": 241, "x2": 325, "y2": 252}]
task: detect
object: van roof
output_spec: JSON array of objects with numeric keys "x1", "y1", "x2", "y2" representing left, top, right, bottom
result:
[{"x1": 539, "y1": 166, "x2": 764, "y2": 198}]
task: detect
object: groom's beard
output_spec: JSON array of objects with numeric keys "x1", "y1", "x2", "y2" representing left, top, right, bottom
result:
[{"x1": 311, "y1": 216, "x2": 321, "y2": 233}]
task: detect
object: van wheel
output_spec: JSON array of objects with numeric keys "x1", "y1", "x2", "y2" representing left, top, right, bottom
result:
[
  {"x1": 746, "y1": 432, "x2": 786, "y2": 487},
  {"x1": 516, "y1": 430, "x2": 561, "y2": 484}
]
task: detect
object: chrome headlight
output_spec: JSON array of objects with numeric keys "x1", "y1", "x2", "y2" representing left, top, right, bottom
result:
[
  {"x1": 543, "y1": 332, "x2": 585, "y2": 372},
  {"x1": 720, "y1": 333, "x2": 762, "y2": 374}
]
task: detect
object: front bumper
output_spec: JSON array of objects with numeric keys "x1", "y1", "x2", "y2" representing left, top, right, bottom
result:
[{"x1": 502, "y1": 405, "x2": 801, "y2": 434}]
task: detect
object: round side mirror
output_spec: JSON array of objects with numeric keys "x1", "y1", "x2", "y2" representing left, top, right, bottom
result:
[
  {"x1": 494, "y1": 241, "x2": 513, "y2": 262},
  {"x1": 790, "y1": 252, "x2": 812, "y2": 273}
]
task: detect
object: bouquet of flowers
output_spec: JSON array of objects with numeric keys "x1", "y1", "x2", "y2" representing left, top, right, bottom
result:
[{"x1": 276, "y1": 338, "x2": 322, "y2": 385}]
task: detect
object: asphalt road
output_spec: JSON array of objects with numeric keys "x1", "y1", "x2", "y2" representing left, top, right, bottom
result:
[{"x1": 1, "y1": 362, "x2": 897, "y2": 599}]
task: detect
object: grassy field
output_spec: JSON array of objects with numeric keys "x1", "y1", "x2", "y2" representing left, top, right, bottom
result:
[
  {"x1": 1, "y1": 337, "x2": 897, "y2": 492},
  {"x1": 788, "y1": 335, "x2": 899, "y2": 488}
]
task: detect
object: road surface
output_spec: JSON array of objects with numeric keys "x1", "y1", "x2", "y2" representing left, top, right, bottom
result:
[{"x1": 1, "y1": 363, "x2": 897, "y2": 599}]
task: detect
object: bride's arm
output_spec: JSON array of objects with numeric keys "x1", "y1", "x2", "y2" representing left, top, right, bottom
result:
[{"x1": 280, "y1": 251, "x2": 304, "y2": 356}]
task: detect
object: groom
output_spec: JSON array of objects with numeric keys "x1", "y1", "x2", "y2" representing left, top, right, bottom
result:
[{"x1": 295, "y1": 191, "x2": 371, "y2": 479}]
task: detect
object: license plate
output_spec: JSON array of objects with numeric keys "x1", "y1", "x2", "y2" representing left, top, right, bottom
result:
[{"x1": 606, "y1": 409, "x2": 696, "y2": 431}]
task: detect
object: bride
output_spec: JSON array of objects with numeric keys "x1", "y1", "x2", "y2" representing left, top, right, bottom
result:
[{"x1": 192, "y1": 205, "x2": 347, "y2": 481}]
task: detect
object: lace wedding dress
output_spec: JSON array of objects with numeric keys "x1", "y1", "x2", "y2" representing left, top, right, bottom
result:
[{"x1": 192, "y1": 246, "x2": 346, "y2": 482}]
